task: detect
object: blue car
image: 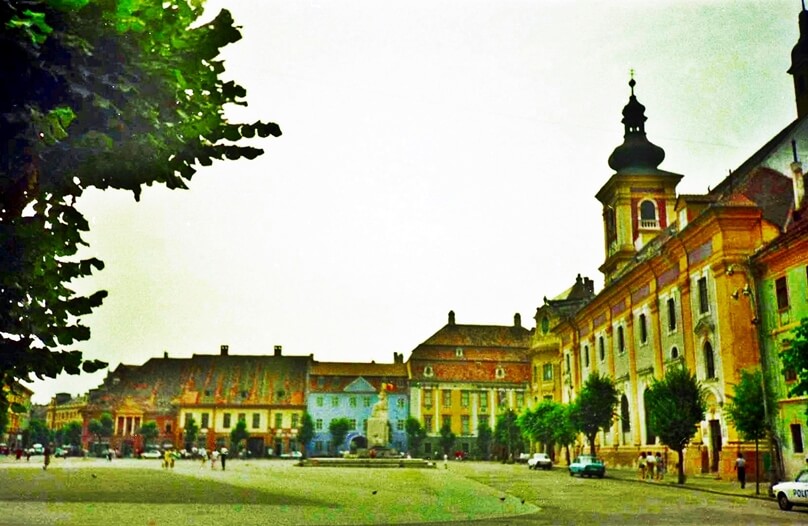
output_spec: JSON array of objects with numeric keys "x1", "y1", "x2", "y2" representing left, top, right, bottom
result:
[{"x1": 569, "y1": 455, "x2": 605, "y2": 478}]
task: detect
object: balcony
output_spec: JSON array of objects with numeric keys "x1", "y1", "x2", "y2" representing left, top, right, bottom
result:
[{"x1": 639, "y1": 218, "x2": 660, "y2": 230}]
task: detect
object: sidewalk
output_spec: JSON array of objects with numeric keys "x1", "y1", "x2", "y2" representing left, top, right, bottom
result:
[{"x1": 607, "y1": 467, "x2": 775, "y2": 500}]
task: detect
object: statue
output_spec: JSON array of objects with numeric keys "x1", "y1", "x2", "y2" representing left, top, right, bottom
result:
[{"x1": 367, "y1": 384, "x2": 390, "y2": 448}]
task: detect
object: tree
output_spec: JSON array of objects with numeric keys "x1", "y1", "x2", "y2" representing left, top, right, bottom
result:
[
  {"x1": 550, "y1": 404, "x2": 577, "y2": 465},
  {"x1": 328, "y1": 418, "x2": 351, "y2": 455},
  {"x1": 645, "y1": 367, "x2": 706, "y2": 485},
  {"x1": 229, "y1": 420, "x2": 249, "y2": 453},
  {"x1": 139, "y1": 421, "x2": 159, "y2": 447},
  {"x1": 518, "y1": 401, "x2": 556, "y2": 454},
  {"x1": 727, "y1": 369, "x2": 774, "y2": 495},
  {"x1": 476, "y1": 419, "x2": 493, "y2": 460},
  {"x1": 494, "y1": 409, "x2": 523, "y2": 461},
  {"x1": 571, "y1": 373, "x2": 619, "y2": 456},
  {"x1": 0, "y1": 0, "x2": 280, "y2": 414},
  {"x1": 438, "y1": 423, "x2": 456, "y2": 456},
  {"x1": 298, "y1": 413, "x2": 314, "y2": 459},
  {"x1": 183, "y1": 415, "x2": 199, "y2": 450},
  {"x1": 782, "y1": 317, "x2": 808, "y2": 400},
  {"x1": 26, "y1": 418, "x2": 51, "y2": 446},
  {"x1": 87, "y1": 412, "x2": 113, "y2": 443},
  {"x1": 60, "y1": 421, "x2": 82, "y2": 446},
  {"x1": 404, "y1": 417, "x2": 426, "y2": 456}
]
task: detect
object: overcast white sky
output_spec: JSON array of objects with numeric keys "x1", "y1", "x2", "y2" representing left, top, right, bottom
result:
[{"x1": 28, "y1": 0, "x2": 801, "y2": 403}]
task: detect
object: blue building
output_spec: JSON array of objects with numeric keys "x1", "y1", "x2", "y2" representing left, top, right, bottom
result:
[{"x1": 306, "y1": 355, "x2": 409, "y2": 455}]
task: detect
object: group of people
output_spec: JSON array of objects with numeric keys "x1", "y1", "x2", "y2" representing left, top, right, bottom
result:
[
  {"x1": 201, "y1": 447, "x2": 229, "y2": 471},
  {"x1": 637, "y1": 451, "x2": 665, "y2": 480}
]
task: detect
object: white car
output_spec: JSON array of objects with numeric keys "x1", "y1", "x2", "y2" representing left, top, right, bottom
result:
[
  {"x1": 527, "y1": 453, "x2": 553, "y2": 470},
  {"x1": 141, "y1": 449, "x2": 162, "y2": 459},
  {"x1": 773, "y1": 469, "x2": 808, "y2": 511}
]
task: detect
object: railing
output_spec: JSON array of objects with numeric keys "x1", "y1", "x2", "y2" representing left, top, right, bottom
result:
[{"x1": 639, "y1": 219, "x2": 660, "y2": 229}]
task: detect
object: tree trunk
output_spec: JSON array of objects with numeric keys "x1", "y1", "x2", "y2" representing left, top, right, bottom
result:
[
  {"x1": 588, "y1": 433, "x2": 597, "y2": 456},
  {"x1": 676, "y1": 447, "x2": 685, "y2": 484},
  {"x1": 755, "y1": 438, "x2": 760, "y2": 496}
]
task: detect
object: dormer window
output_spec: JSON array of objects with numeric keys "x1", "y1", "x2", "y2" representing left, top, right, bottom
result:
[
  {"x1": 639, "y1": 200, "x2": 659, "y2": 229},
  {"x1": 455, "y1": 347, "x2": 464, "y2": 357},
  {"x1": 495, "y1": 366, "x2": 505, "y2": 379},
  {"x1": 424, "y1": 365, "x2": 434, "y2": 377}
]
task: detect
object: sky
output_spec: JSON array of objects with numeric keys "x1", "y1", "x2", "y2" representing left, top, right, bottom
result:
[{"x1": 27, "y1": 0, "x2": 802, "y2": 403}]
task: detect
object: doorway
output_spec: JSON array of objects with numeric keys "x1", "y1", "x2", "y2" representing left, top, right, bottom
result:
[{"x1": 709, "y1": 419, "x2": 722, "y2": 472}]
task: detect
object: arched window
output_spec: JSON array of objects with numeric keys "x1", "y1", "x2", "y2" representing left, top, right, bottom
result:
[
  {"x1": 704, "y1": 342, "x2": 716, "y2": 379},
  {"x1": 644, "y1": 388, "x2": 655, "y2": 445},
  {"x1": 617, "y1": 326, "x2": 625, "y2": 354},
  {"x1": 639, "y1": 200, "x2": 658, "y2": 228},
  {"x1": 599, "y1": 336, "x2": 605, "y2": 362},
  {"x1": 671, "y1": 346, "x2": 679, "y2": 360},
  {"x1": 639, "y1": 313, "x2": 648, "y2": 344},
  {"x1": 584, "y1": 345, "x2": 590, "y2": 368},
  {"x1": 621, "y1": 395, "x2": 631, "y2": 434}
]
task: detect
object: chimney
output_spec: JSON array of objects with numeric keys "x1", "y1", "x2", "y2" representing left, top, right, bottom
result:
[
  {"x1": 514, "y1": 313, "x2": 522, "y2": 328},
  {"x1": 163, "y1": 351, "x2": 168, "y2": 359},
  {"x1": 584, "y1": 277, "x2": 595, "y2": 295},
  {"x1": 448, "y1": 310, "x2": 456, "y2": 326},
  {"x1": 220, "y1": 345, "x2": 229, "y2": 356},
  {"x1": 393, "y1": 352, "x2": 403, "y2": 364},
  {"x1": 274, "y1": 345, "x2": 282, "y2": 357},
  {"x1": 791, "y1": 143, "x2": 805, "y2": 210}
]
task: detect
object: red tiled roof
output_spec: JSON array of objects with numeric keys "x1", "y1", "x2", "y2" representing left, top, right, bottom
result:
[
  {"x1": 409, "y1": 359, "x2": 530, "y2": 384},
  {"x1": 419, "y1": 323, "x2": 532, "y2": 348},
  {"x1": 310, "y1": 361, "x2": 407, "y2": 377}
]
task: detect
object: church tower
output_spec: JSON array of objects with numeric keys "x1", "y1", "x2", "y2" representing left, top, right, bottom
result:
[
  {"x1": 596, "y1": 77, "x2": 683, "y2": 285},
  {"x1": 788, "y1": 2, "x2": 808, "y2": 118}
]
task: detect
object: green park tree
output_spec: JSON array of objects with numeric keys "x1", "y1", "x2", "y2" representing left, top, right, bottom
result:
[
  {"x1": 329, "y1": 418, "x2": 351, "y2": 454},
  {"x1": 494, "y1": 409, "x2": 523, "y2": 461},
  {"x1": 26, "y1": 418, "x2": 52, "y2": 446},
  {"x1": 229, "y1": 419, "x2": 249, "y2": 453},
  {"x1": 87, "y1": 412, "x2": 113, "y2": 444},
  {"x1": 438, "y1": 422, "x2": 456, "y2": 456},
  {"x1": 571, "y1": 373, "x2": 619, "y2": 456},
  {"x1": 60, "y1": 421, "x2": 83, "y2": 446},
  {"x1": 550, "y1": 404, "x2": 577, "y2": 465},
  {"x1": 404, "y1": 417, "x2": 426, "y2": 456},
  {"x1": 726, "y1": 368, "x2": 775, "y2": 495},
  {"x1": 298, "y1": 413, "x2": 314, "y2": 459},
  {"x1": 183, "y1": 415, "x2": 199, "y2": 450},
  {"x1": 139, "y1": 421, "x2": 159, "y2": 448},
  {"x1": 0, "y1": 0, "x2": 280, "y2": 417},
  {"x1": 645, "y1": 367, "x2": 706, "y2": 484},
  {"x1": 476, "y1": 419, "x2": 493, "y2": 460},
  {"x1": 782, "y1": 317, "x2": 808, "y2": 401},
  {"x1": 518, "y1": 401, "x2": 556, "y2": 454}
]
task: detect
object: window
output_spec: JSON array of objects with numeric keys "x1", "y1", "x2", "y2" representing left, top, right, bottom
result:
[
  {"x1": 667, "y1": 298, "x2": 677, "y2": 331},
  {"x1": 565, "y1": 354, "x2": 571, "y2": 373},
  {"x1": 639, "y1": 200, "x2": 658, "y2": 228},
  {"x1": 516, "y1": 392, "x2": 524, "y2": 408},
  {"x1": 599, "y1": 336, "x2": 605, "y2": 362},
  {"x1": 316, "y1": 396, "x2": 324, "y2": 407},
  {"x1": 349, "y1": 419, "x2": 356, "y2": 430},
  {"x1": 200, "y1": 413, "x2": 209, "y2": 429},
  {"x1": 349, "y1": 397, "x2": 357, "y2": 408},
  {"x1": 291, "y1": 414, "x2": 299, "y2": 428},
  {"x1": 455, "y1": 347, "x2": 463, "y2": 357},
  {"x1": 704, "y1": 342, "x2": 716, "y2": 379},
  {"x1": 252, "y1": 413, "x2": 260, "y2": 429},
  {"x1": 495, "y1": 366, "x2": 505, "y2": 379},
  {"x1": 583, "y1": 345, "x2": 590, "y2": 367},
  {"x1": 314, "y1": 440, "x2": 323, "y2": 452},
  {"x1": 274, "y1": 413, "x2": 283, "y2": 429},
  {"x1": 479, "y1": 392, "x2": 488, "y2": 410},
  {"x1": 165, "y1": 423, "x2": 172, "y2": 433},
  {"x1": 698, "y1": 276, "x2": 709, "y2": 314},
  {"x1": 617, "y1": 326, "x2": 625, "y2": 354},
  {"x1": 776, "y1": 276, "x2": 789, "y2": 310},
  {"x1": 620, "y1": 395, "x2": 630, "y2": 433},
  {"x1": 533, "y1": 365, "x2": 538, "y2": 380},
  {"x1": 223, "y1": 413, "x2": 232, "y2": 429},
  {"x1": 240, "y1": 390, "x2": 248, "y2": 399},
  {"x1": 424, "y1": 390, "x2": 433, "y2": 407},
  {"x1": 315, "y1": 418, "x2": 323, "y2": 430},
  {"x1": 442, "y1": 415, "x2": 451, "y2": 428},
  {"x1": 364, "y1": 396, "x2": 372, "y2": 407},
  {"x1": 497, "y1": 390, "x2": 507, "y2": 407},
  {"x1": 461, "y1": 390, "x2": 470, "y2": 408},
  {"x1": 317, "y1": 376, "x2": 325, "y2": 388},
  {"x1": 424, "y1": 365, "x2": 434, "y2": 377},
  {"x1": 396, "y1": 398, "x2": 405, "y2": 409},
  {"x1": 639, "y1": 314, "x2": 648, "y2": 344},
  {"x1": 363, "y1": 419, "x2": 367, "y2": 432},
  {"x1": 791, "y1": 424, "x2": 804, "y2": 453},
  {"x1": 184, "y1": 413, "x2": 191, "y2": 427},
  {"x1": 442, "y1": 390, "x2": 452, "y2": 408},
  {"x1": 671, "y1": 346, "x2": 679, "y2": 360},
  {"x1": 396, "y1": 420, "x2": 404, "y2": 431},
  {"x1": 237, "y1": 413, "x2": 246, "y2": 423},
  {"x1": 331, "y1": 396, "x2": 339, "y2": 407},
  {"x1": 785, "y1": 368, "x2": 797, "y2": 382},
  {"x1": 461, "y1": 415, "x2": 470, "y2": 435},
  {"x1": 424, "y1": 415, "x2": 433, "y2": 433},
  {"x1": 543, "y1": 363, "x2": 553, "y2": 381}
]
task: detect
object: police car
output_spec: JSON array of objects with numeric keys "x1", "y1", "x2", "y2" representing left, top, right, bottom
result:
[{"x1": 772, "y1": 469, "x2": 808, "y2": 511}]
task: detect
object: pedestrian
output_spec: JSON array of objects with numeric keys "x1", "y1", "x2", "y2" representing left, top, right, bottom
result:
[
  {"x1": 735, "y1": 453, "x2": 746, "y2": 489},
  {"x1": 43, "y1": 445, "x2": 51, "y2": 471},
  {"x1": 220, "y1": 447, "x2": 228, "y2": 471},
  {"x1": 646, "y1": 451, "x2": 656, "y2": 480},
  {"x1": 15, "y1": 448, "x2": 22, "y2": 461},
  {"x1": 163, "y1": 449, "x2": 171, "y2": 469},
  {"x1": 655, "y1": 452, "x2": 664, "y2": 480},
  {"x1": 25, "y1": 449, "x2": 31, "y2": 462},
  {"x1": 443, "y1": 453, "x2": 448, "y2": 470},
  {"x1": 211, "y1": 449, "x2": 219, "y2": 469},
  {"x1": 638, "y1": 452, "x2": 647, "y2": 479}
]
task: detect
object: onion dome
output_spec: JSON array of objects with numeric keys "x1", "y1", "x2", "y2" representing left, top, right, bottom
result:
[{"x1": 607, "y1": 78, "x2": 665, "y2": 172}]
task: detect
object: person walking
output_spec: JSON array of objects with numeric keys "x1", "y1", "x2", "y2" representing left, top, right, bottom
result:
[
  {"x1": 638, "y1": 452, "x2": 647, "y2": 479},
  {"x1": 645, "y1": 451, "x2": 656, "y2": 480},
  {"x1": 655, "y1": 452, "x2": 664, "y2": 480},
  {"x1": 735, "y1": 452, "x2": 746, "y2": 489},
  {"x1": 220, "y1": 447, "x2": 228, "y2": 471},
  {"x1": 211, "y1": 449, "x2": 219, "y2": 470},
  {"x1": 43, "y1": 445, "x2": 51, "y2": 471}
]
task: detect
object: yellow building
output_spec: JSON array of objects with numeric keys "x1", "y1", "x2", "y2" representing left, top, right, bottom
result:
[
  {"x1": 46, "y1": 393, "x2": 87, "y2": 431},
  {"x1": 2, "y1": 382, "x2": 33, "y2": 447}
]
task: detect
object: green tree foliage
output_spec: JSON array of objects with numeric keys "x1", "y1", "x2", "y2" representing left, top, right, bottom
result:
[
  {"x1": 494, "y1": 409, "x2": 523, "y2": 461},
  {"x1": 183, "y1": 415, "x2": 198, "y2": 450},
  {"x1": 229, "y1": 419, "x2": 249, "y2": 452},
  {"x1": 87, "y1": 412, "x2": 113, "y2": 442},
  {"x1": 518, "y1": 401, "x2": 557, "y2": 453},
  {"x1": 60, "y1": 421, "x2": 82, "y2": 446},
  {"x1": 782, "y1": 317, "x2": 808, "y2": 402},
  {"x1": 139, "y1": 421, "x2": 159, "y2": 446},
  {"x1": 476, "y1": 419, "x2": 492, "y2": 460},
  {"x1": 727, "y1": 368, "x2": 775, "y2": 494},
  {"x1": 550, "y1": 404, "x2": 578, "y2": 465},
  {"x1": 298, "y1": 413, "x2": 314, "y2": 459},
  {"x1": 328, "y1": 418, "x2": 351, "y2": 454},
  {"x1": 438, "y1": 423, "x2": 456, "y2": 455},
  {"x1": 404, "y1": 417, "x2": 426, "y2": 456},
  {"x1": 571, "y1": 373, "x2": 619, "y2": 456},
  {"x1": 645, "y1": 367, "x2": 706, "y2": 485},
  {"x1": 26, "y1": 418, "x2": 51, "y2": 445},
  {"x1": 0, "y1": 0, "x2": 280, "y2": 411}
]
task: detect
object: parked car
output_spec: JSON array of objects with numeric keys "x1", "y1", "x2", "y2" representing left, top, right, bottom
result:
[
  {"x1": 569, "y1": 455, "x2": 605, "y2": 478},
  {"x1": 773, "y1": 469, "x2": 808, "y2": 511},
  {"x1": 516, "y1": 453, "x2": 531, "y2": 463},
  {"x1": 0, "y1": 443, "x2": 9, "y2": 455},
  {"x1": 527, "y1": 453, "x2": 553, "y2": 470},
  {"x1": 141, "y1": 448, "x2": 162, "y2": 459},
  {"x1": 279, "y1": 451, "x2": 302, "y2": 459},
  {"x1": 29, "y1": 443, "x2": 44, "y2": 455}
]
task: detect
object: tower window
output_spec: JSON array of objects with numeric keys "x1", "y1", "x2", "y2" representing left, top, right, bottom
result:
[
  {"x1": 599, "y1": 336, "x2": 606, "y2": 362},
  {"x1": 704, "y1": 342, "x2": 716, "y2": 379},
  {"x1": 617, "y1": 326, "x2": 625, "y2": 354},
  {"x1": 583, "y1": 345, "x2": 590, "y2": 368},
  {"x1": 775, "y1": 276, "x2": 789, "y2": 310},
  {"x1": 639, "y1": 201, "x2": 659, "y2": 229},
  {"x1": 639, "y1": 314, "x2": 648, "y2": 344},
  {"x1": 667, "y1": 297, "x2": 677, "y2": 331},
  {"x1": 698, "y1": 277, "x2": 709, "y2": 314}
]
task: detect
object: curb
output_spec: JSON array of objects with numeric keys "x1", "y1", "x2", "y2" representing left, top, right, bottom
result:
[{"x1": 607, "y1": 469, "x2": 774, "y2": 501}]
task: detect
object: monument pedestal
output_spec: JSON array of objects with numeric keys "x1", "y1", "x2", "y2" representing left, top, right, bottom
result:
[{"x1": 367, "y1": 417, "x2": 388, "y2": 448}]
